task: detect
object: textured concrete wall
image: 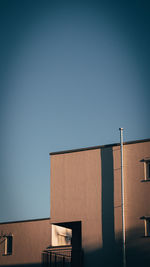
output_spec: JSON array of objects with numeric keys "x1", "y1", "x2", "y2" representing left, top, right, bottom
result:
[
  {"x1": 2, "y1": 140, "x2": 148, "y2": 267},
  {"x1": 50, "y1": 149, "x2": 102, "y2": 267},
  {"x1": 123, "y1": 141, "x2": 150, "y2": 267},
  {"x1": 0, "y1": 219, "x2": 50, "y2": 266},
  {"x1": 50, "y1": 147, "x2": 123, "y2": 267},
  {"x1": 50, "y1": 140, "x2": 150, "y2": 267}
]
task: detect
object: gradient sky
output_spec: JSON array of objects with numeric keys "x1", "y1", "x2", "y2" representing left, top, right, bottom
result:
[{"x1": 0, "y1": 0, "x2": 150, "y2": 223}]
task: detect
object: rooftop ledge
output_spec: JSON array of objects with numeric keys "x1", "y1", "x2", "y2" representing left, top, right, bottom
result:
[{"x1": 49, "y1": 138, "x2": 150, "y2": 156}]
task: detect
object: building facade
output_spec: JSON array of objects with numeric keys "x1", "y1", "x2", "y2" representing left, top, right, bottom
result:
[
  {"x1": 0, "y1": 138, "x2": 150, "y2": 267},
  {"x1": 0, "y1": 219, "x2": 50, "y2": 267},
  {"x1": 48, "y1": 139, "x2": 150, "y2": 267}
]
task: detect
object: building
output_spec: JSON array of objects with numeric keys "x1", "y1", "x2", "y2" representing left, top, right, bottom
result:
[
  {"x1": 0, "y1": 219, "x2": 50, "y2": 267},
  {"x1": 0, "y1": 138, "x2": 150, "y2": 267}
]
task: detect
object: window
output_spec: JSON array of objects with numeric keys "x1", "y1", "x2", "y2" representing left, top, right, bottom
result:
[
  {"x1": 146, "y1": 161, "x2": 150, "y2": 179},
  {"x1": 52, "y1": 224, "x2": 72, "y2": 246},
  {"x1": 0, "y1": 236, "x2": 13, "y2": 255},
  {"x1": 145, "y1": 219, "x2": 150, "y2": 237},
  {"x1": 144, "y1": 160, "x2": 150, "y2": 180},
  {"x1": 6, "y1": 236, "x2": 13, "y2": 255},
  {"x1": 0, "y1": 234, "x2": 12, "y2": 256}
]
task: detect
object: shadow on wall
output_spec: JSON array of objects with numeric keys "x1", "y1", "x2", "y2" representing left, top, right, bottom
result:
[
  {"x1": 101, "y1": 147, "x2": 118, "y2": 260},
  {"x1": 101, "y1": 147, "x2": 122, "y2": 267},
  {"x1": 84, "y1": 224, "x2": 150, "y2": 267},
  {"x1": 83, "y1": 147, "x2": 122, "y2": 267},
  {"x1": 83, "y1": 239, "x2": 150, "y2": 267},
  {"x1": 1, "y1": 239, "x2": 150, "y2": 267},
  {"x1": 81, "y1": 148, "x2": 150, "y2": 267}
]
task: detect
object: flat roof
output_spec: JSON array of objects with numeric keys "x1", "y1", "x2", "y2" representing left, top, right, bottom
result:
[{"x1": 50, "y1": 138, "x2": 150, "y2": 155}]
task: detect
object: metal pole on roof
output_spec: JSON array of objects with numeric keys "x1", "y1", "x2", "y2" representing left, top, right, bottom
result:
[{"x1": 119, "y1": 128, "x2": 126, "y2": 267}]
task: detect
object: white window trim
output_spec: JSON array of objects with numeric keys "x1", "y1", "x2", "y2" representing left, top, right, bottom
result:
[
  {"x1": 4, "y1": 237, "x2": 8, "y2": 255},
  {"x1": 144, "y1": 160, "x2": 150, "y2": 180}
]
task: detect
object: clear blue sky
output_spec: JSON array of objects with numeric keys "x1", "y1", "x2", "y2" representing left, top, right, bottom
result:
[{"x1": 0, "y1": 0, "x2": 150, "y2": 223}]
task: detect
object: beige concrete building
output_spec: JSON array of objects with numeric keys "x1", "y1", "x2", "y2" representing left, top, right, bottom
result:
[
  {"x1": 0, "y1": 219, "x2": 50, "y2": 267},
  {"x1": 0, "y1": 138, "x2": 150, "y2": 267},
  {"x1": 47, "y1": 138, "x2": 150, "y2": 267}
]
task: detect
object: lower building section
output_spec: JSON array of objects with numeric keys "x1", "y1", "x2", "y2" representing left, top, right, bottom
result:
[{"x1": 0, "y1": 219, "x2": 50, "y2": 267}]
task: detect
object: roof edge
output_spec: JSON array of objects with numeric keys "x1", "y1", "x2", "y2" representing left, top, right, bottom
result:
[
  {"x1": 0, "y1": 217, "x2": 50, "y2": 225},
  {"x1": 49, "y1": 138, "x2": 150, "y2": 156}
]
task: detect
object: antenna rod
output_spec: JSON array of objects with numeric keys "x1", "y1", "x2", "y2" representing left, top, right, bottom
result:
[{"x1": 119, "y1": 128, "x2": 126, "y2": 267}]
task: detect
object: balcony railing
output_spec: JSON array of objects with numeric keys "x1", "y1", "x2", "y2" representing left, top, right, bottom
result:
[{"x1": 42, "y1": 245, "x2": 83, "y2": 267}]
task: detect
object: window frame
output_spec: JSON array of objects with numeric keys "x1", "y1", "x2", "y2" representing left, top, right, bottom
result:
[
  {"x1": 145, "y1": 219, "x2": 150, "y2": 237},
  {"x1": 3, "y1": 235, "x2": 13, "y2": 256},
  {"x1": 144, "y1": 160, "x2": 150, "y2": 181}
]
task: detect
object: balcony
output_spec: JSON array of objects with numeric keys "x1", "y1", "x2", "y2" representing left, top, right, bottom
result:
[{"x1": 42, "y1": 245, "x2": 83, "y2": 267}]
